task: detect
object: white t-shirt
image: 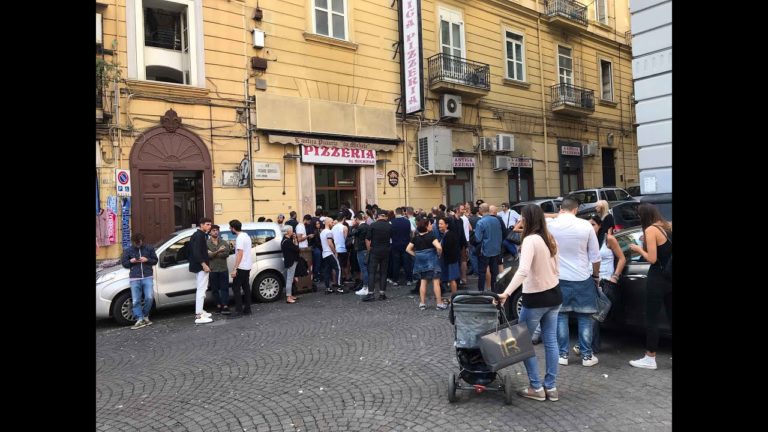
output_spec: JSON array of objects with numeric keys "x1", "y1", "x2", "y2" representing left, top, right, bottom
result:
[
  {"x1": 296, "y1": 222, "x2": 308, "y2": 248},
  {"x1": 321, "y1": 228, "x2": 335, "y2": 258},
  {"x1": 235, "y1": 231, "x2": 253, "y2": 270},
  {"x1": 501, "y1": 209, "x2": 520, "y2": 228},
  {"x1": 332, "y1": 223, "x2": 347, "y2": 253},
  {"x1": 546, "y1": 213, "x2": 600, "y2": 281},
  {"x1": 460, "y1": 215, "x2": 470, "y2": 241}
]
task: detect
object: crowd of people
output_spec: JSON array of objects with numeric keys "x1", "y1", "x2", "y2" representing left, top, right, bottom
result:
[{"x1": 120, "y1": 197, "x2": 672, "y2": 402}]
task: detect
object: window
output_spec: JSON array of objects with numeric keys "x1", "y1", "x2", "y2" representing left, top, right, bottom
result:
[
  {"x1": 603, "y1": 190, "x2": 617, "y2": 201},
  {"x1": 595, "y1": 0, "x2": 608, "y2": 25},
  {"x1": 600, "y1": 59, "x2": 613, "y2": 101},
  {"x1": 504, "y1": 31, "x2": 525, "y2": 81},
  {"x1": 557, "y1": 46, "x2": 573, "y2": 85},
  {"x1": 314, "y1": 0, "x2": 347, "y2": 40},
  {"x1": 131, "y1": 0, "x2": 201, "y2": 86}
]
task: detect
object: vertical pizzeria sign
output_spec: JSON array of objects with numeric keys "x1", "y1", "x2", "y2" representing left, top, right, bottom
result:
[{"x1": 398, "y1": 0, "x2": 424, "y2": 116}]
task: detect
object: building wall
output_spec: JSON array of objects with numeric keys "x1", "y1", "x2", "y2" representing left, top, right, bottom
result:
[
  {"x1": 630, "y1": 0, "x2": 671, "y2": 194},
  {"x1": 96, "y1": 0, "x2": 638, "y2": 258}
]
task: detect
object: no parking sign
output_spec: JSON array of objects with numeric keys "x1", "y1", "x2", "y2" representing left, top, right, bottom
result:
[{"x1": 115, "y1": 169, "x2": 131, "y2": 197}]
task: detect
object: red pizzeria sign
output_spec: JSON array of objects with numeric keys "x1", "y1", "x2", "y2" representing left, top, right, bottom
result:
[
  {"x1": 301, "y1": 145, "x2": 376, "y2": 165},
  {"x1": 561, "y1": 146, "x2": 581, "y2": 156}
]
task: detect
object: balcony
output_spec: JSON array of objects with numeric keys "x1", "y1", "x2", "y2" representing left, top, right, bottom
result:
[
  {"x1": 545, "y1": 0, "x2": 588, "y2": 30},
  {"x1": 550, "y1": 83, "x2": 594, "y2": 116},
  {"x1": 428, "y1": 53, "x2": 490, "y2": 97}
]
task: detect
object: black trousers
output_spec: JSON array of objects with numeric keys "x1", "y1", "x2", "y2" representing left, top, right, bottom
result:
[
  {"x1": 645, "y1": 269, "x2": 672, "y2": 353},
  {"x1": 232, "y1": 268, "x2": 251, "y2": 312},
  {"x1": 369, "y1": 251, "x2": 389, "y2": 294}
]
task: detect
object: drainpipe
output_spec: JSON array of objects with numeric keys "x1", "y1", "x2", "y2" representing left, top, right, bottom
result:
[
  {"x1": 245, "y1": 77, "x2": 255, "y2": 221},
  {"x1": 536, "y1": 16, "x2": 551, "y2": 196}
]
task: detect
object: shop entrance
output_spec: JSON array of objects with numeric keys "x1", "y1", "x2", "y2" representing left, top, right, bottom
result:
[{"x1": 315, "y1": 165, "x2": 359, "y2": 215}]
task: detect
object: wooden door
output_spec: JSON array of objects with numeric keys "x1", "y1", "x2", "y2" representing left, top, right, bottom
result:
[{"x1": 139, "y1": 171, "x2": 174, "y2": 244}]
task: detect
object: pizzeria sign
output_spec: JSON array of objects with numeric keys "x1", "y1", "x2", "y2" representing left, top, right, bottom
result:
[{"x1": 301, "y1": 145, "x2": 376, "y2": 165}]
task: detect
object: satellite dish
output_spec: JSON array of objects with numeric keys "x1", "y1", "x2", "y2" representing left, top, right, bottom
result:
[{"x1": 238, "y1": 158, "x2": 250, "y2": 187}]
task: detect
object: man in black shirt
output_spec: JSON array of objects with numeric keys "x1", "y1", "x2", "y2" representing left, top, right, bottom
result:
[{"x1": 364, "y1": 210, "x2": 392, "y2": 302}]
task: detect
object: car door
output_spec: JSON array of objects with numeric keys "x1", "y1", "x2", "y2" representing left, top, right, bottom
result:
[
  {"x1": 614, "y1": 230, "x2": 651, "y2": 329},
  {"x1": 155, "y1": 234, "x2": 197, "y2": 306}
]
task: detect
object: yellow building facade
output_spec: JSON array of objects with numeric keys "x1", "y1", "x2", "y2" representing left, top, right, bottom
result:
[{"x1": 96, "y1": 0, "x2": 637, "y2": 258}]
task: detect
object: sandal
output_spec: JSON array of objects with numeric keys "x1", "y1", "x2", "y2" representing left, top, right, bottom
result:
[{"x1": 286, "y1": 297, "x2": 297, "y2": 304}]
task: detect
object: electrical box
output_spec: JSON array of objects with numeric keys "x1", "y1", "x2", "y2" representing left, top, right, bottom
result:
[
  {"x1": 251, "y1": 57, "x2": 268, "y2": 71},
  {"x1": 252, "y1": 28, "x2": 265, "y2": 48}
]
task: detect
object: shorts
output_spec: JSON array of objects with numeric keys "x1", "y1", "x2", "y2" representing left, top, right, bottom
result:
[
  {"x1": 337, "y1": 252, "x2": 349, "y2": 268},
  {"x1": 414, "y1": 268, "x2": 441, "y2": 281}
]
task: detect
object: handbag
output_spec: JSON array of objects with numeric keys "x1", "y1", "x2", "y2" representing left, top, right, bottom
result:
[
  {"x1": 592, "y1": 285, "x2": 612, "y2": 322},
  {"x1": 506, "y1": 231, "x2": 522, "y2": 246},
  {"x1": 477, "y1": 313, "x2": 536, "y2": 372}
]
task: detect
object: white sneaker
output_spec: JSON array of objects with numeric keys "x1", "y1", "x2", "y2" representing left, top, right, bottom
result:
[
  {"x1": 194, "y1": 316, "x2": 213, "y2": 324},
  {"x1": 355, "y1": 286, "x2": 369, "y2": 296},
  {"x1": 201, "y1": 311, "x2": 212, "y2": 319},
  {"x1": 558, "y1": 356, "x2": 568, "y2": 366},
  {"x1": 629, "y1": 355, "x2": 657, "y2": 370},
  {"x1": 582, "y1": 355, "x2": 599, "y2": 367}
]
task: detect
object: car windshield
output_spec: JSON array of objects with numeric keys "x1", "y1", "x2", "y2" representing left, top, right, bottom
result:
[{"x1": 570, "y1": 191, "x2": 597, "y2": 204}]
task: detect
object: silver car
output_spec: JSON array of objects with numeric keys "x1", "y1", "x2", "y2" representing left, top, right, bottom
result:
[{"x1": 96, "y1": 222, "x2": 286, "y2": 325}]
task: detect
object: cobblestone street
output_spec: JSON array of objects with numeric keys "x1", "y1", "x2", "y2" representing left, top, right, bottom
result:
[{"x1": 96, "y1": 284, "x2": 671, "y2": 432}]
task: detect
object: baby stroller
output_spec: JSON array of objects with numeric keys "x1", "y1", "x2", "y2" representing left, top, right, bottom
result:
[{"x1": 448, "y1": 290, "x2": 516, "y2": 404}]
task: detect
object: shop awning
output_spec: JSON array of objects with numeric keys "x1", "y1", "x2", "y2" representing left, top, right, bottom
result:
[{"x1": 265, "y1": 130, "x2": 400, "y2": 152}]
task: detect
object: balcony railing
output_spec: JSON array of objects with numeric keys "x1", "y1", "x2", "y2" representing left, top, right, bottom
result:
[
  {"x1": 96, "y1": 86, "x2": 104, "y2": 109},
  {"x1": 428, "y1": 53, "x2": 490, "y2": 91},
  {"x1": 551, "y1": 83, "x2": 594, "y2": 111},
  {"x1": 546, "y1": 0, "x2": 588, "y2": 26}
]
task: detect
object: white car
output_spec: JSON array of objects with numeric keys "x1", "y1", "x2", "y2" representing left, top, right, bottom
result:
[{"x1": 96, "y1": 222, "x2": 286, "y2": 325}]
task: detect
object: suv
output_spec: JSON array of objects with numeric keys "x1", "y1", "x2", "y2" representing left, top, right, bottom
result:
[
  {"x1": 576, "y1": 200, "x2": 640, "y2": 233},
  {"x1": 567, "y1": 187, "x2": 634, "y2": 210},
  {"x1": 96, "y1": 222, "x2": 286, "y2": 325}
]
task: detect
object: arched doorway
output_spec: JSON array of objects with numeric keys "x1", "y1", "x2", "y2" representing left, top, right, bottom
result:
[{"x1": 129, "y1": 109, "x2": 213, "y2": 244}]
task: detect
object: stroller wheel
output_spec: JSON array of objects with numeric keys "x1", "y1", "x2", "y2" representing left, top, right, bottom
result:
[
  {"x1": 447, "y1": 373, "x2": 457, "y2": 403},
  {"x1": 504, "y1": 375, "x2": 514, "y2": 405}
]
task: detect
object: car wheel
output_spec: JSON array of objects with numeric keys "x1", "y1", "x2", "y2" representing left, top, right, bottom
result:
[
  {"x1": 510, "y1": 290, "x2": 523, "y2": 320},
  {"x1": 447, "y1": 373, "x2": 457, "y2": 403},
  {"x1": 111, "y1": 290, "x2": 136, "y2": 326},
  {"x1": 252, "y1": 271, "x2": 283, "y2": 302}
]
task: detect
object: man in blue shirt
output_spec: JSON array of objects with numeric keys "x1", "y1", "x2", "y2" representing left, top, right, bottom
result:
[{"x1": 473, "y1": 203, "x2": 502, "y2": 291}]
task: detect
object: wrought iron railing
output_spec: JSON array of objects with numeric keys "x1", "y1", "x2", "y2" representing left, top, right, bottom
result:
[
  {"x1": 546, "y1": 0, "x2": 588, "y2": 26},
  {"x1": 428, "y1": 53, "x2": 490, "y2": 91},
  {"x1": 550, "y1": 83, "x2": 594, "y2": 111}
]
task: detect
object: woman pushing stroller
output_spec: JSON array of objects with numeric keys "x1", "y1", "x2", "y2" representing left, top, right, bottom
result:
[{"x1": 498, "y1": 204, "x2": 563, "y2": 402}]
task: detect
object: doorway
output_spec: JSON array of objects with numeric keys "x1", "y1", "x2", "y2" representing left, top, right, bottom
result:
[
  {"x1": 601, "y1": 148, "x2": 616, "y2": 186},
  {"x1": 173, "y1": 171, "x2": 204, "y2": 230},
  {"x1": 315, "y1": 165, "x2": 359, "y2": 215},
  {"x1": 446, "y1": 168, "x2": 473, "y2": 206}
]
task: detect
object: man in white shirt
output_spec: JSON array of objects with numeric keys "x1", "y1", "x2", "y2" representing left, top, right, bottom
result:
[
  {"x1": 321, "y1": 218, "x2": 342, "y2": 293},
  {"x1": 546, "y1": 197, "x2": 601, "y2": 367},
  {"x1": 500, "y1": 202, "x2": 521, "y2": 257},
  {"x1": 332, "y1": 212, "x2": 350, "y2": 288},
  {"x1": 229, "y1": 219, "x2": 253, "y2": 317}
]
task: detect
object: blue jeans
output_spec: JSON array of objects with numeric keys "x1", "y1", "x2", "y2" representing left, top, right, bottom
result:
[
  {"x1": 356, "y1": 250, "x2": 369, "y2": 286},
  {"x1": 502, "y1": 239, "x2": 518, "y2": 256},
  {"x1": 130, "y1": 277, "x2": 154, "y2": 320},
  {"x1": 519, "y1": 304, "x2": 561, "y2": 390},
  {"x1": 312, "y1": 248, "x2": 323, "y2": 279},
  {"x1": 210, "y1": 271, "x2": 229, "y2": 307},
  {"x1": 557, "y1": 312, "x2": 595, "y2": 359}
]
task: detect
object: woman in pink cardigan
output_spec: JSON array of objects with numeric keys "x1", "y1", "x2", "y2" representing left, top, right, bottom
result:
[{"x1": 499, "y1": 204, "x2": 562, "y2": 402}]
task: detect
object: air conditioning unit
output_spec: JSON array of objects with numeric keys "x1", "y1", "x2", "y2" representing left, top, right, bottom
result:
[
  {"x1": 493, "y1": 156, "x2": 512, "y2": 171},
  {"x1": 96, "y1": 13, "x2": 103, "y2": 45},
  {"x1": 478, "y1": 137, "x2": 495, "y2": 152},
  {"x1": 417, "y1": 126, "x2": 454, "y2": 175},
  {"x1": 440, "y1": 94, "x2": 462, "y2": 119},
  {"x1": 583, "y1": 141, "x2": 598, "y2": 157},
  {"x1": 495, "y1": 134, "x2": 515, "y2": 152}
]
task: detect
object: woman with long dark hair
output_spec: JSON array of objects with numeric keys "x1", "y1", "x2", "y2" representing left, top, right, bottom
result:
[
  {"x1": 499, "y1": 204, "x2": 562, "y2": 402},
  {"x1": 628, "y1": 203, "x2": 672, "y2": 370}
]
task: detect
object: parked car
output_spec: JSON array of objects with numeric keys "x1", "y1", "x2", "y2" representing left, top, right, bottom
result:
[
  {"x1": 96, "y1": 222, "x2": 286, "y2": 325},
  {"x1": 639, "y1": 193, "x2": 672, "y2": 222},
  {"x1": 626, "y1": 185, "x2": 641, "y2": 197},
  {"x1": 510, "y1": 197, "x2": 563, "y2": 215},
  {"x1": 503, "y1": 225, "x2": 670, "y2": 337},
  {"x1": 567, "y1": 187, "x2": 634, "y2": 211},
  {"x1": 576, "y1": 200, "x2": 641, "y2": 233}
]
